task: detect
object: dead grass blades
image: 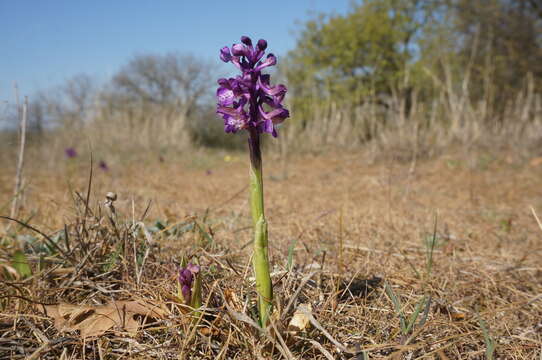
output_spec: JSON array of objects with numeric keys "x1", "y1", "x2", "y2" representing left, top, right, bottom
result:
[{"x1": 1, "y1": 150, "x2": 541, "y2": 358}]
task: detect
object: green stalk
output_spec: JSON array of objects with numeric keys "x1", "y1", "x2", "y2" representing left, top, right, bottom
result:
[
  {"x1": 190, "y1": 259, "x2": 202, "y2": 311},
  {"x1": 248, "y1": 131, "x2": 272, "y2": 327}
]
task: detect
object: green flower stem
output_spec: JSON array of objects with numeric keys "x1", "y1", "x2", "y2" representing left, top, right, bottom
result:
[{"x1": 248, "y1": 131, "x2": 272, "y2": 327}]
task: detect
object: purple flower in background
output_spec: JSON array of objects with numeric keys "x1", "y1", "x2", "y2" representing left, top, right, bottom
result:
[
  {"x1": 65, "y1": 147, "x2": 77, "y2": 158},
  {"x1": 178, "y1": 263, "x2": 200, "y2": 304},
  {"x1": 217, "y1": 36, "x2": 289, "y2": 137},
  {"x1": 98, "y1": 160, "x2": 109, "y2": 171}
]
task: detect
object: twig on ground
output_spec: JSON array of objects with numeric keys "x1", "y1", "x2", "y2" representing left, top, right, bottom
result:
[
  {"x1": 10, "y1": 95, "x2": 28, "y2": 223},
  {"x1": 531, "y1": 206, "x2": 542, "y2": 232},
  {"x1": 299, "y1": 305, "x2": 353, "y2": 355}
]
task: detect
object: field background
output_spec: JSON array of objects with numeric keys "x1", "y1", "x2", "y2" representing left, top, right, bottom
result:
[{"x1": 1, "y1": 147, "x2": 541, "y2": 358}]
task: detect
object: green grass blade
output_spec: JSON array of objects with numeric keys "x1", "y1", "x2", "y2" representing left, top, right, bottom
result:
[
  {"x1": 417, "y1": 295, "x2": 432, "y2": 328},
  {"x1": 426, "y1": 213, "x2": 438, "y2": 277},
  {"x1": 287, "y1": 238, "x2": 297, "y2": 271},
  {"x1": 385, "y1": 282, "x2": 406, "y2": 334},
  {"x1": 196, "y1": 222, "x2": 214, "y2": 248},
  {"x1": 478, "y1": 317, "x2": 496, "y2": 360},
  {"x1": 11, "y1": 250, "x2": 32, "y2": 278},
  {"x1": 405, "y1": 296, "x2": 426, "y2": 334}
]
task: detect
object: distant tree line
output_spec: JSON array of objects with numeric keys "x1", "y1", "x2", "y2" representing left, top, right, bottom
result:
[
  {"x1": 3, "y1": 0, "x2": 540, "y2": 155},
  {"x1": 284, "y1": 0, "x2": 542, "y2": 144},
  {"x1": 5, "y1": 52, "x2": 243, "y2": 152}
]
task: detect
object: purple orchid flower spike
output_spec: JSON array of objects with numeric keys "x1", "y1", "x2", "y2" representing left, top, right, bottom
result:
[
  {"x1": 65, "y1": 147, "x2": 77, "y2": 158},
  {"x1": 216, "y1": 36, "x2": 289, "y2": 137},
  {"x1": 216, "y1": 37, "x2": 287, "y2": 326},
  {"x1": 98, "y1": 160, "x2": 109, "y2": 171}
]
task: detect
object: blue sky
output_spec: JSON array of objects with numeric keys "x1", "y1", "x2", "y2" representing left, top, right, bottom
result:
[{"x1": 0, "y1": 0, "x2": 351, "y2": 101}]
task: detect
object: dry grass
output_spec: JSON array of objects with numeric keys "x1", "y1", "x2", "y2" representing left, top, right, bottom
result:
[
  {"x1": 283, "y1": 71, "x2": 542, "y2": 162},
  {"x1": 1, "y1": 147, "x2": 542, "y2": 359}
]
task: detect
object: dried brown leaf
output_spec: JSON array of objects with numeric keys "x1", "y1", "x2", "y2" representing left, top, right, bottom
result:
[
  {"x1": 224, "y1": 288, "x2": 243, "y2": 311},
  {"x1": 288, "y1": 303, "x2": 312, "y2": 334},
  {"x1": 42, "y1": 300, "x2": 166, "y2": 338}
]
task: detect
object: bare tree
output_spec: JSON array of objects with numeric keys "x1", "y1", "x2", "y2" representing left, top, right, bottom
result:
[
  {"x1": 110, "y1": 53, "x2": 216, "y2": 146},
  {"x1": 445, "y1": 0, "x2": 542, "y2": 100},
  {"x1": 61, "y1": 74, "x2": 97, "y2": 127}
]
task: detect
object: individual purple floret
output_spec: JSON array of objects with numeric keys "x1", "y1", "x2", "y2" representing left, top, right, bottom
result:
[
  {"x1": 65, "y1": 147, "x2": 77, "y2": 158},
  {"x1": 178, "y1": 263, "x2": 200, "y2": 304},
  {"x1": 99, "y1": 160, "x2": 109, "y2": 171},
  {"x1": 216, "y1": 36, "x2": 289, "y2": 137}
]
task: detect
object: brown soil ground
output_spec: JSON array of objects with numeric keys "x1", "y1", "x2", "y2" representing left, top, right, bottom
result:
[{"x1": 1, "y1": 149, "x2": 541, "y2": 359}]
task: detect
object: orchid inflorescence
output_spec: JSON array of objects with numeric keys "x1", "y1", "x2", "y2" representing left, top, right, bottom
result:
[
  {"x1": 217, "y1": 36, "x2": 289, "y2": 137},
  {"x1": 65, "y1": 147, "x2": 77, "y2": 158},
  {"x1": 98, "y1": 160, "x2": 109, "y2": 171}
]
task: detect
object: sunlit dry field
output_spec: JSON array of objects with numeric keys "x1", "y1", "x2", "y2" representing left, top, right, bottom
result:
[{"x1": 1, "y1": 148, "x2": 541, "y2": 359}]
